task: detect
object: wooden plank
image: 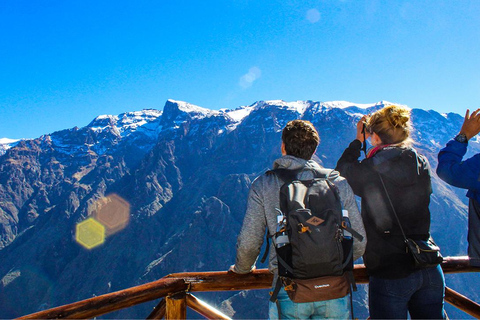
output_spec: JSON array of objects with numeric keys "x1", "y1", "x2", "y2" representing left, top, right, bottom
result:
[
  {"x1": 18, "y1": 278, "x2": 187, "y2": 319},
  {"x1": 166, "y1": 292, "x2": 186, "y2": 320},
  {"x1": 163, "y1": 257, "x2": 477, "y2": 292},
  {"x1": 441, "y1": 256, "x2": 480, "y2": 274},
  {"x1": 147, "y1": 299, "x2": 166, "y2": 319},
  {"x1": 18, "y1": 256, "x2": 479, "y2": 319},
  {"x1": 186, "y1": 293, "x2": 231, "y2": 320},
  {"x1": 445, "y1": 286, "x2": 480, "y2": 319},
  {"x1": 353, "y1": 264, "x2": 369, "y2": 284},
  {"x1": 166, "y1": 270, "x2": 273, "y2": 292}
]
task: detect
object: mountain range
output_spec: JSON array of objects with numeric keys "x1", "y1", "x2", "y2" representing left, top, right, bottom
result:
[{"x1": 0, "y1": 99, "x2": 478, "y2": 319}]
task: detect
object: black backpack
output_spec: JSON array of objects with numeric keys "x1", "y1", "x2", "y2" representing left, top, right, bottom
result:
[{"x1": 264, "y1": 168, "x2": 363, "y2": 304}]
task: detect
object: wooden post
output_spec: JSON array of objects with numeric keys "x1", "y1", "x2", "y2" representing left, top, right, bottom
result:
[
  {"x1": 165, "y1": 292, "x2": 187, "y2": 320},
  {"x1": 147, "y1": 299, "x2": 166, "y2": 319},
  {"x1": 445, "y1": 286, "x2": 480, "y2": 318},
  {"x1": 186, "y1": 293, "x2": 232, "y2": 320}
]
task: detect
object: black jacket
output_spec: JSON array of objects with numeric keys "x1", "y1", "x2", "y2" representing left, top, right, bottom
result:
[{"x1": 336, "y1": 140, "x2": 432, "y2": 278}]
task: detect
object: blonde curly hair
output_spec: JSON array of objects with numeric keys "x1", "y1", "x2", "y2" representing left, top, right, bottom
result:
[{"x1": 366, "y1": 105, "x2": 413, "y2": 145}]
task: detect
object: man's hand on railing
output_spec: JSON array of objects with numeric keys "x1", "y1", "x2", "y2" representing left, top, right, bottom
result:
[{"x1": 228, "y1": 264, "x2": 256, "y2": 274}]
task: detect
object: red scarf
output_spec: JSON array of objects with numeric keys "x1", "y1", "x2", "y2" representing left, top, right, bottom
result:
[{"x1": 366, "y1": 144, "x2": 391, "y2": 158}]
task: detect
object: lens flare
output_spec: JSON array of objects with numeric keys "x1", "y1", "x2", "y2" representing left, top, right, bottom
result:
[
  {"x1": 75, "y1": 218, "x2": 106, "y2": 249},
  {"x1": 239, "y1": 67, "x2": 262, "y2": 89},
  {"x1": 306, "y1": 9, "x2": 321, "y2": 23},
  {"x1": 91, "y1": 194, "x2": 130, "y2": 235}
]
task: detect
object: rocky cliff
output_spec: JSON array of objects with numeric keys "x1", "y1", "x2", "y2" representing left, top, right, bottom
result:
[{"x1": 0, "y1": 99, "x2": 477, "y2": 319}]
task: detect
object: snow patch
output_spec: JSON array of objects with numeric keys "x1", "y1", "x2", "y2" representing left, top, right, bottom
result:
[
  {"x1": 226, "y1": 106, "x2": 255, "y2": 122},
  {"x1": 430, "y1": 139, "x2": 443, "y2": 148},
  {"x1": 0, "y1": 138, "x2": 20, "y2": 144},
  {"x1": 88, "y1": 109, "x2": 163, "y2": 140},
  {"x1": 325, "y1": 101, "x2": 372, "y2": 109},
  {"x1": 143, "y1": 250, "x2": 173, "y2": 276},
  {"x1": 167, "y1": 99, "x2": 220, "y2": 118},
  {"x1": 0, "y1": 138, "x2": 21, "y2": 154},
  {"x1": 1, "y1": 269, "x2": 21, "y2": 287},
  {"x1": 261, "y1": 100, "x2": 310, "y2": 114},
  {"x1": 322, "y1": 100, "x2": 402, "y2": 110}
]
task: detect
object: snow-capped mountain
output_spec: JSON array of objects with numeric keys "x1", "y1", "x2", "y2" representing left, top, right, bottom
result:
[
  {"x1": 0, "y1": 138, "x2": 20, "y2": 156},
  {"x1": 0, "y1": 99, "x2": 476, "y2": 319}
]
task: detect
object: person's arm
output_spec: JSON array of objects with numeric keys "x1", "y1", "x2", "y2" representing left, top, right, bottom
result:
[
  {"x1": 437, "y1": 109, "x2": 480, "y2": 190},
  {"x1": 334, "y1": 176, "x2": 366, "y2": 261},
  {"x1": 231, "y1": 178, "x2": 267, "y2": 274},
  {"x1": 335, "y1": 116, "x2": 372, "y2": 197},
  {"x1": 335, "y1": 139, "x2": 370, "y2": 197},
  {"x1": 437, "y1": 142, "x2": 480, "y2": 190}
]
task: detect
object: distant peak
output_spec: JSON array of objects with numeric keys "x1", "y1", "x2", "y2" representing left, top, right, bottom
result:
[
  {"x1": 87, "y1": 114, "x2": 119, "y2": 129},
  {"x1": 250, "y1": 100, "x2": 311, "y2": 115},
  {"x1": 0, "y1": 138, "x2": 20, "y2": 145},
  {"x1": 161, "y1": 100, "x2": 221, "y2": 127},
  {"x1": 320, "y1": 101, "x2": 376, "y2": 109},
  {"x1": 0, "y1": 138, "x2": 21, "y2": 155},
  {"x1": 166, "y1": 99, "x2": 218, "y2": 116},
  {"x1": 118, "y1": 109, "x2": 163, "y2": 120}
]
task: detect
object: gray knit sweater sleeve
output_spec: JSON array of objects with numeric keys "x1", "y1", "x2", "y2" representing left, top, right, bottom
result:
[
  {"x1": 233, "y1": 177, "x2": 268, "y2": 274},
  {"x1": 332, "y1": 175, "x2": 367, "y2": 261}
]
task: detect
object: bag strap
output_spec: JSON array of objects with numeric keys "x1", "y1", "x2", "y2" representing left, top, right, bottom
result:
[
  {"x1": 342, "y1": 223, "x2": 364, "y2": 242},
  {"x1": 377, "y1": 172, "x2": 408, "y2": 242},
  {"x1": 261, "y1": 169, "x2": 300, "y2": 264},
  {"x1": 260, "y1": 234, "x2": 271, "y2": 264},
  {"x1": 349, "y1": 286, "x2": 355, "y2": 320},
  {"x1": 345, "y1": 270, "x2": 357, "y2": 292},
  {"x1": 269, "y1": 252, "x2": 295, "y2": 302},
  {"x1": 270, "y1": 277, "x2": 283, "y2": 302},
  {"x1": 276, "y1": 254, "x2": 294, "y2": 275},
  {"x1": 361, "y1": 122, "x2": 368, "y2": 157},
  {"x1": 267, "y1": 168, "x2": 301, "y2": 183},
  {"x1": 268, "y1": 167, "x2": 333, "y2": 182}
]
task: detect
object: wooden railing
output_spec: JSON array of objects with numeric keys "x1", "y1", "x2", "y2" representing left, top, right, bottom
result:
[{"x1": 18, "y1": 256, "x2": 480, "y2": 319}]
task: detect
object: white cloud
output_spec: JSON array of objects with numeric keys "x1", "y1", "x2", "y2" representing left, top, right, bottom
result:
[
  {"x1": 239, "y1": 67, "x2": 262, "y2": 89},
  {"x1": 306, "y1": 9, "x2": 321, "y2": 23}
]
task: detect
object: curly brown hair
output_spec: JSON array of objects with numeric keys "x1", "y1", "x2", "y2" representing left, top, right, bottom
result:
[{"x1": 281, "y1": 120, "x2": 320, "y2": 160}]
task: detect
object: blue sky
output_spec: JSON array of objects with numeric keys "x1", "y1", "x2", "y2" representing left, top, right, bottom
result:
[{"x1": 1, "y1": 0, "x2": 479, "y2": 139}]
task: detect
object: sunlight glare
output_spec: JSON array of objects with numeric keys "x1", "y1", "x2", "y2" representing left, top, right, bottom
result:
[
  {"x1": 306, "y1": 9, "x2": 321, "y2": 23},
  {"x1": 75, "y1": 218, "x2": 106, "y2": 249},
  {"x1": 91, "y1": 194, "x2": 130, "y2": 235}
]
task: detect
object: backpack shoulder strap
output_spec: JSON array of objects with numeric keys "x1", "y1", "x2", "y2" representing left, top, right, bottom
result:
[
  {"x1": 315, "y1": 168, "x2": 338, "y2": 180},
  {"x1": 260, "y1": 168, "x2": 299, "y2": 265},
  {"x1": 268, "y1": 167, "x2": 336, "y2": 181},
  {"x1": 266, "y1": 168, "x2": 301, "y2": 183}
]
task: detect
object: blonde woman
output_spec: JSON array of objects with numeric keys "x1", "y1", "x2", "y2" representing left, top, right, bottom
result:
[{"x1": 335, "y1": 105, "x2": 445, "y2": 319}]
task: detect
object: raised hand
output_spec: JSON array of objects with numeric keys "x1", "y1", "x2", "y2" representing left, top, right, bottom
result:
[
  {"x1": 356, "y1": 115, "x2": 370, "y2": 142},
  {"x1": 460, "y1": 109, "x2": 480, "y2": 140}
]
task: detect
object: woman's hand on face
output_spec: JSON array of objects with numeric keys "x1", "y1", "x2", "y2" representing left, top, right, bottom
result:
[
  {"x1": 356, "y1": 116, "x2": 370, "y2": 142},
  {"x1": 460, "y1": 109, "x2": 480, "y2": 140}
]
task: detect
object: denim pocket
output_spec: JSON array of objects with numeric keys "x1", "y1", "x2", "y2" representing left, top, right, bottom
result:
[
  {"x1": 423, "y1": 265, "x2": 445, "y2": 289},
  {"x1": 372, "y1": 274, "x2": 420, "y2": 298}
]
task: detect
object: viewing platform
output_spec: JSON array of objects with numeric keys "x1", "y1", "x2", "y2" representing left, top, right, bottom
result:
[{"x1": 18, "y1": 256, "x2": 480, "y2": 319}]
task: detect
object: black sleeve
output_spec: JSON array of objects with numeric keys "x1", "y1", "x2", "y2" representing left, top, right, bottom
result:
[
  {"x1": 419, "y1": 154, "x2": 433, "y2": 195},
  {"x1": 335, "y1": 139, "x2": 371, "y2": 198}
]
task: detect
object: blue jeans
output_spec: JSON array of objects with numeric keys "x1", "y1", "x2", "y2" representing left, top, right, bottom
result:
[
  {"x1": 269, "y1": 287, "x2": 351, "y2": 319},
  {"x1": 368, "y1": 265, "x2": 445, "y2": 319}
]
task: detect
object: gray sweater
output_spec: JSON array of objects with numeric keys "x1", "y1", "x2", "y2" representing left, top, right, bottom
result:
[{"x1": 233, "y1": 155, "x2": 367, "y2": 278}]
